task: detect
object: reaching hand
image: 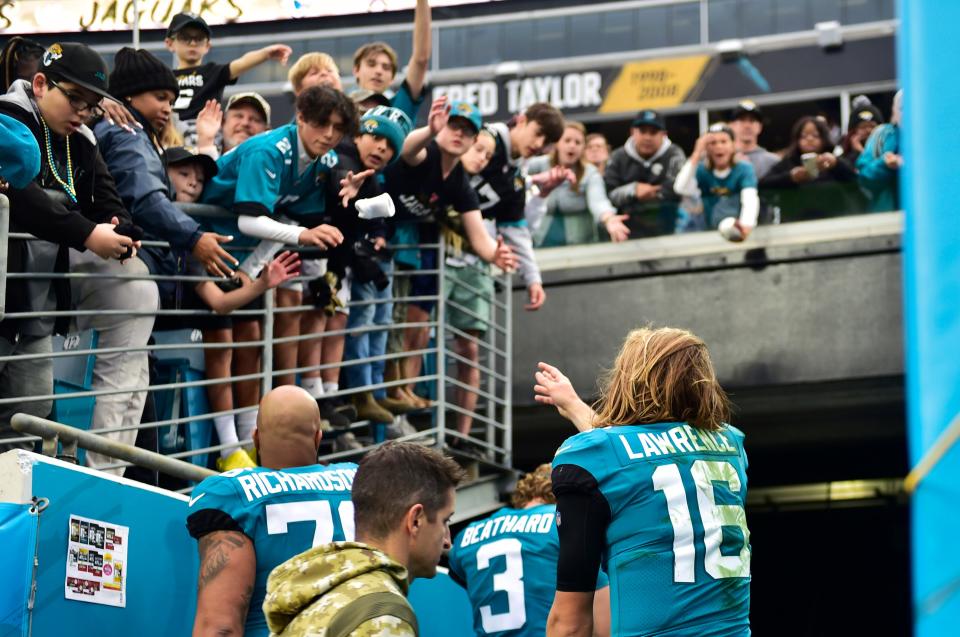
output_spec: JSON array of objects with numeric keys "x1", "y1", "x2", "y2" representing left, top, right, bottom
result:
[
  {"x1": 883, "y1": 152, "x2": 903, "y2": 169},
  {"x1": 525, "y1": 283, "x2": 546, "y2": 311},
  {"x1": 492, "y1": 235, "x2": 517, "y2": 272},
  {"x1": 195, "y1": 99, "x2": 223, "y2": 145},
  {"x1": 299, "y1": 224, "x2": 344, "y2": 248},
  {"x1": 101, "y1": 99, "x2": 142, "y2": 134},
  {"x1": 263, "y1": 251, "x2": 301, "y2": 288},
  {"x1": 531, "y1": 165, "x2": 575, "y2": 198},
  {"x1": 634, "y1": 182, "x2": 662, "y2": 200},
  {"x1": 534, "y1": 362, "x2": 595, "y2": 431},
  {"x1": 264, "y1": 44, "x2": 292, "y2": 65},
  {"x1": 192, "y1": 232, "x2": 237, "y2": 278},
  {"x1": 427, "y1": 96, "x2": 450, "y2": 136},
  {"x1": 339, "y1": 169, "x2": 375, "y2": 207},
  {"x1": 84, "y1": 217, "x2": 135, "y2": 260},
  {"x1": 603, "y1": 213, "x2": 631, "y2": 242}
]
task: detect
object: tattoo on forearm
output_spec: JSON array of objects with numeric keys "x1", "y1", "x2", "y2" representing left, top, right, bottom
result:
[{"x1": 197, "y1": 532, "x2": 246, "y2": 591}]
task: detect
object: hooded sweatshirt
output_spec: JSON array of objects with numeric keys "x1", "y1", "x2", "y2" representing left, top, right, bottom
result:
[
  {"x1": 603, "y1": 136, "x2": 686, "y2": 237},
  {"x1": 263, "y1": 542, "x2": 417, "y2": 637}
]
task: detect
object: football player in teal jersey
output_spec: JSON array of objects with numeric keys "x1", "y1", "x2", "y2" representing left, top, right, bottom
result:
[
  {"x1": 187, "y1": 386, "x2": 359, "y2": 637},
  {"x1": 535, "y1": 327, "x2": 751, "y2": 637},
  {"x1": 448, "y1": 464, "x2": 610, "y2": 637}
]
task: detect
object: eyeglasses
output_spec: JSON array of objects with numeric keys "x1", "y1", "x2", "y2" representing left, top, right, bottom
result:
[
  {"x1": 48, "y1": 78, "x2": 104, "y2": 118},
  {"x1": 175, "y1": 32, "x2": 209, "y2": 45}
]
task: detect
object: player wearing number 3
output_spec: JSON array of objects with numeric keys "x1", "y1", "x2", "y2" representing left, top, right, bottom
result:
[
  {"x1": 187, "y1": 386, "x2": 359, "y2": 637},
  {"x1": 448, "y1": 464, "x2": 611, "y2": 637},
  {"x1": 536, "y1": 327, "x2": 751, "y2": 637}
]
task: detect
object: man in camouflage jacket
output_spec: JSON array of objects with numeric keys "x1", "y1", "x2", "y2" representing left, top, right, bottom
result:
[{"x1": 264, "y1": 442, "x2": 465, "y2": 636}]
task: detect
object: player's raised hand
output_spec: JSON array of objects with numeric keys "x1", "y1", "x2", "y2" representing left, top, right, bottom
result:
[
  {"x1": 299, "y1": 224, "x2": 343, "y2": 248},
  {"x1": 339, "y1": 169, "x2": 375, "y2": 207},
  {"x1": 534, "y1": 362, "x2": 595, "y2": 431},
  {"x1": 427, "y1": 96, "x2": 450, "y2": 136}
]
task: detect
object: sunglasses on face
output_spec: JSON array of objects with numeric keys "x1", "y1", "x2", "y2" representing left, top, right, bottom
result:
[{"x1": 48, "y1": 78, "x2": 104, "y2": 118}]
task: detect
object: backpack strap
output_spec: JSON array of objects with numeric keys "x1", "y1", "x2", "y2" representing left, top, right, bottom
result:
[{"x1": 326, "y1": 591, "x2": 418, "y2": 637}]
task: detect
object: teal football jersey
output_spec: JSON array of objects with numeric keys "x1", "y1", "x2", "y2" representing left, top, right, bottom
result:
[
  {"x1": 199, "y1": 123, "x2": 338, "y2": 259},
  {"x1": 553, "y1": 423, "x2": 751, "y2": 637},
  {"x1": 448, "y1": 504, "x2": 608, "y2": 637},
  {"x1": 187, "y1": 463, "x2": 358, "y2": 637}
]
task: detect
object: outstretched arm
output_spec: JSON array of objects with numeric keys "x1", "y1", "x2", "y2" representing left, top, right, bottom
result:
[
  {"x1": 191, "y1": 530, "x2": 256, "y2": 637},
  {"x1": 405, "y1": 0, "x2": 432, "y2": 100},
  {"x1": 534, "y1": 362, "x2": 596, "y2": 431},
  {"x1": 229, "y1": 44, "x2": 292, "y2": 79}
]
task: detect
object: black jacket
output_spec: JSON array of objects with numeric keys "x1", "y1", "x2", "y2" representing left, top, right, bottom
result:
[
  {"x1": 604, "y1": 137, "x2": 686, "y2": 237},
  {"x1": 0, "y1": 80, "x2": 129, "y2": 338}
]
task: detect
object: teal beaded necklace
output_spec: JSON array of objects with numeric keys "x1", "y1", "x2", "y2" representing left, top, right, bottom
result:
[{"x1": 40, "y1": 115, "x2": 77, "y2": 204}]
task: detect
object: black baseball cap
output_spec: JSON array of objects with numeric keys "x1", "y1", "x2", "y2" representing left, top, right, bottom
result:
[
  {"x1": 730, "y1": 100, "x2": 764, "y2": 121},
  {"x1": 167, "y1": 13, "x2": 212, "y2": 38},
  {"x1": 631, "y1": 109, "x2": 665, "y2": 130},
  {"x1": 165, "y1": 146, "x2": 218, "y2": 181},
  {"x1": 39, "y1": 42, "x2": 113, "y2": 101}
]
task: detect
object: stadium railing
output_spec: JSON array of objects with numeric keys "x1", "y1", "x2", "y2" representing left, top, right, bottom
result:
[{"x1": 0, "y1": 195, "x2": 515, "y2": 484}]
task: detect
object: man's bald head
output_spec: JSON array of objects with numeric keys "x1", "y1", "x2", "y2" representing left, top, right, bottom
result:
[{"x1": 254, "y1": 386, "x2": 323, "y2": 469}]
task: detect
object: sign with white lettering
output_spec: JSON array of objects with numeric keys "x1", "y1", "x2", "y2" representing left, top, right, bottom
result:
[{"x1": 0, "y1": 0, "x2": 500, "y2": 34}]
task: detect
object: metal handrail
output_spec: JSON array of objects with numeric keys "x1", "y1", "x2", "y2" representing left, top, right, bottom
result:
[{"x1": 10, "y1": 414, "x2": 216, "y2": 483}]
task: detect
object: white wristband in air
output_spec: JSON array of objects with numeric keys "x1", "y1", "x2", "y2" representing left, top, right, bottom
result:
[{"x1": 355, "y1": 193, "x2": 396, "y2": 220}]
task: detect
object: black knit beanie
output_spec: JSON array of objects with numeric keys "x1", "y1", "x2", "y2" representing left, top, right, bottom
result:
[{"x1": 109, "y1": 47, "x2": 179, "y2": 100}]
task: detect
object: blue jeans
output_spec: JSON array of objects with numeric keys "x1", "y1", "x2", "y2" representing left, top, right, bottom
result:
[{"x1": 344, "y1": 260, "x2": 393, "y2": 399}]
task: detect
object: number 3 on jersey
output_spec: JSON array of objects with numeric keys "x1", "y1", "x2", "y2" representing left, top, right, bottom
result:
[
  {"x1": 476, "y1": 538, "x2": 526, "y2": 633},
  {"x1": 265, "y1": 500, "x2": 355, "y2": 546},
  {"x1": 653, "y1": 460, "x2": 751, "y2": 583}
]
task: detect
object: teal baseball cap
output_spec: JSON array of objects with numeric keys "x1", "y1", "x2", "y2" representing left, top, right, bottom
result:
[
  {"x1": 448, "y1": 101, "x2": 482, "y2": 134},
  {"x1": 0, "y1": 113, "x2": 41, "y2": 189},
  {"x1": 359, "y1": 105, "x2": 413, "y2": 163}
]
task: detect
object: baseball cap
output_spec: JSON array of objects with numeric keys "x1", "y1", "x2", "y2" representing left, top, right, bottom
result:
[
  {"x1": 0, "y1": 113, "x2": 41, "y2": 189},
  {"x1": 167, "y1": 13, "x2": 212, "y2": 38},
  {"x1": 849, "y1": 105, "x2": 884, "y2": 129},
  {"x1": 730, "y1": 100, "x2": 764, "y2": 121},
  {"x1": 164, "y1": 146, "x2": 218, "y2": 181},
  {"x1": 631, "y1": 109, "x2": 665, "y2": 130},
  {"x1": 39, "y1": 42, "x2": 112, "y2": 102},
  {"x1": 447, "y1": 101, "x2": 482, "y2": 134},
  {"x1": 349, "y1": 89, "x2": 391, "y2": 108},
  {"x1": 359, "y1": 105, "x2": 413, "y2": 163},
  {"x1": 226, "y1": 92, "x2": 271, "y2": 126}
]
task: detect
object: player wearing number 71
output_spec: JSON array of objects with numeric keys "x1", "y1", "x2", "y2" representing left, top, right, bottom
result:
[
  {"x1": 186, "y1": 386, "x2": 359, "y2": 637},
  {"x1": 535, "y1": 327, "x2": 751, "y2": 637}
]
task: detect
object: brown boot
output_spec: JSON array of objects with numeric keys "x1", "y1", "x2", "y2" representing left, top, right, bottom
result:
[
  {"x1": 352, "y1": 391, "x2": 394, "y2": 424},
  {"x1": 378, "y1": 395, "x2": 417, "y2": 415}
]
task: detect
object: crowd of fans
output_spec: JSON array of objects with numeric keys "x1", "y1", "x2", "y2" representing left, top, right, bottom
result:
[{"x1": 0, "y1": 2, "x2": 902, "y2": 480}]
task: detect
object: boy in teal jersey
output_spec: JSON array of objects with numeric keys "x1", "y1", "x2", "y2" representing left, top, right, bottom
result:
[
  {"x1": 187, "y1": 386, "x2": 359, "y2": 637},
  {"x1": 199, "y1": 85, "x2": 363, "y2": 261},
  {"x1": 448, "y1": 464, "x2": 610, "y2": 637},
  {"x1": 535, "y1": 328, "x2": 751, "y2": 637}
]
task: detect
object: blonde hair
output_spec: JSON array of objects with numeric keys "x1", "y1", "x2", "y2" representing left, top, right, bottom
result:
[
  {"x1": 549, "y1": 121, "x2": 587, "y2": 194},
  {"x1": 288, "y1": 52, "x2": 340, "y2": 93},
  {"x1": 510, "y1": 463, "x2": 555, "y2": 508},
  {"x1": 592, "y1": 327, "x2": 731, "y2": 432},
  {"x1": 353, "y1": 42, "x2": 399, "y2": 77},
  {"x1": 159, "y1": 120, "x2": 184, "y2": 149}
]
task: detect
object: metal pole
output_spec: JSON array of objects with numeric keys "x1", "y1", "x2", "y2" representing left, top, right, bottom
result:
[
  {"x1": 261, "y1": 290, "x2": 275, "y2": 396},
  {"x1": 435, "y1": 240, "x2": 447, "y2": 450},
  {"x1": 11, "y1": 413, "x2": 216, "y2": 483},
  {"x1": 503, "y1": 271, "x2": 513, "y2": 468},
  {"x1": 132, "y1": 0, "x2": 141, "y2": 48},
  {"x1": 0, "y1": 194, "x2": 8, "y2": 321},
  {"x1": 839, "y1": 90, "x2": 851, "y2": 135}
]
